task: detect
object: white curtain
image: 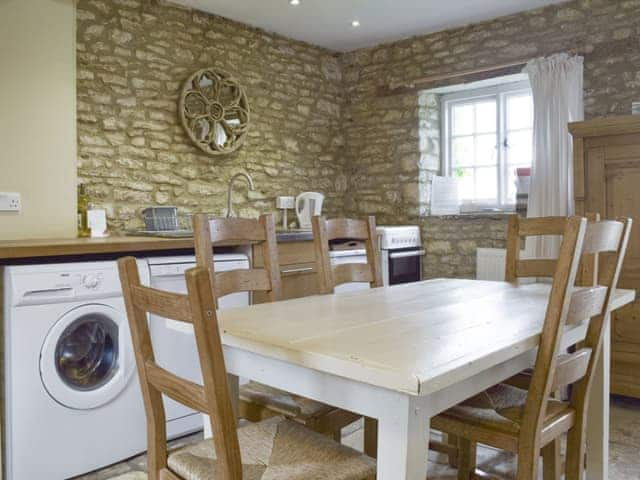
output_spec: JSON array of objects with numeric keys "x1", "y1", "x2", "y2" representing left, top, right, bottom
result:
[{"x1": 524, "y1": 53, "x2": 584, "y2": 258}]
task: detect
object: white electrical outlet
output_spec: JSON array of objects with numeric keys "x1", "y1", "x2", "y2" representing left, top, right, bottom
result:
[
  {"x1": 0, "y1": 192, "x2": 21, "y2": 212},
  {"x1": 276, "y1": 196, "x2": 295, "y2": 209}
]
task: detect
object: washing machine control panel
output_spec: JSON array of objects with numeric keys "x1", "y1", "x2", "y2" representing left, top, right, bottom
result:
[
  {"x1": 81, "y1": 273, "x2": 101, "y2": 289},
  {"x1": 7, "y1": 260, "x2": 148, "y2": 306}
]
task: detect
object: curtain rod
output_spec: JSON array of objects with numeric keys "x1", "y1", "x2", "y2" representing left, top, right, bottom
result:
[{"x1": 378, "y1": 48, "x2": 581, "y2": 97}]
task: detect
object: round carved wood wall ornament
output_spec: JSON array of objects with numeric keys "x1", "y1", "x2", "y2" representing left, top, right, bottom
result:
[{"x1": 179, "y1": 69, "x2": 250, "y2": 155}]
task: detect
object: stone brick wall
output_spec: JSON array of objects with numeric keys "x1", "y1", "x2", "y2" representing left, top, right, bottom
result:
[
  {"x1": 77, "y1": 0, "x2": 346, "y2": 232},
  {"x1": 422, "y1": 215, "x2": 508, "y2": 279},
  {"x1": 77, "y1": 0, "x2": 640, "y2": 277},
  {"x1": 340, "y1": 0, "x2": 640, "y2": 278}
]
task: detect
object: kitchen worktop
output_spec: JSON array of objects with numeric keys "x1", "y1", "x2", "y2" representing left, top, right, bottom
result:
[{"x1": 0, "y1": 230, "x2": 314, "y2": 262}]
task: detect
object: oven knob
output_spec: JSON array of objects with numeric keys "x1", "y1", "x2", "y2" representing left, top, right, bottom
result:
[{"x1": 82, "y1": 274, "x2": 100, "y2": 289}]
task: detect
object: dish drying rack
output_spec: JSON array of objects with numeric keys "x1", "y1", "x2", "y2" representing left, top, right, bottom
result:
[{"x1": 133, "y1": 207, "x2": 194, "y2": 237}]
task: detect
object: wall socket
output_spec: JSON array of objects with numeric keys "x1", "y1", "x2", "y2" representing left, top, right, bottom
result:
[
  {"x1": 276, "y1": 196, "x2": 295, "y2": 209},
  {"x1": 0, "y1": 192, "x2": 21, "y2": 212}
]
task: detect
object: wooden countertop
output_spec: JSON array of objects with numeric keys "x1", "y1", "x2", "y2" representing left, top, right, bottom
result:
[
  {"x1": 0, "y1": 231, "x2": 315, "y2": 262},
  {"x1": 0, "y1": 236, "x2": 195, "y2": 261}
]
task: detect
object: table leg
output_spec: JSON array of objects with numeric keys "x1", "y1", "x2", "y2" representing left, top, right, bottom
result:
[
  {"x1": 586, "y1": 317, "x2": 610, "y2": 480},
  {"x1": 376, "y1": 396, "x2": 430, "y2": 480},
  {"x1": 228, "y1": 373, "x2": 240, "y2": 422}
]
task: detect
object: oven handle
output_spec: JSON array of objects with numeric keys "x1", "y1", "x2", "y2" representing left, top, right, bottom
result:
[{"x1": 389, "y1": 249, "x2": 425, "y2": 259}]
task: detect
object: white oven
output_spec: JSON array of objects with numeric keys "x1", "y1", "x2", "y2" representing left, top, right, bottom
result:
[{"x1": 376, "y1": 226, "x2": 424, "y2": 286}]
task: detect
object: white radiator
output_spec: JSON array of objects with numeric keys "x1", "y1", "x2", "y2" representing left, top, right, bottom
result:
[{"x1": 476, "y1": 248, "x2": 506, "y2": 281}]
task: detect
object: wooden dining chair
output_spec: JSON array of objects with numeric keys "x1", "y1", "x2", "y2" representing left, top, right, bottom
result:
[
  {"x1": 311, "y1": 215, "x2": 382, "y2": 294},
  {"x1": 505, "y1": 213, "x2": 600, "y2": 286},
  {"x1": 311, "y1": 215, "x2": 382, "y2": 457},
  {"x1": 118, "y1": 257, "x2": 376, "y2": 480},
  {"x1": 431, "y1": 216, "x2": 632, "y2": 480},
  {"x1": 193, "y1": 213, "x2": 360, "y2": 443}
]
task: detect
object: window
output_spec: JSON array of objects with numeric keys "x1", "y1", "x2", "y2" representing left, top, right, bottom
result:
[{"x1": 442, "y1": 81, "x2": 533, "y2": 210}]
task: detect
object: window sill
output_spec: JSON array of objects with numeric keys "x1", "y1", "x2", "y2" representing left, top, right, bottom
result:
[{"x1": 425, "y1": 210, "x2": 515, "y2": 220}]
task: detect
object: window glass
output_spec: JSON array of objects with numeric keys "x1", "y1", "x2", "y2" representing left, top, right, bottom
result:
[
  {"x1": 444, "y1": 83, "x2": 533, "y2": 209},
  {"x1": 452, "y1": 104, "x2": 474, "y2": 135}
]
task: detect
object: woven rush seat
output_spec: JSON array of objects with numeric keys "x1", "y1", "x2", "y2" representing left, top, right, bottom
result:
[
  {"x1": 168, "y1": 416, "x2": 376, "y2": 480},
  {"x1": 240, "y1": 381, "x2": 335, "y2": 420},
  {"x1": 434, "y1": 383, "x2": 572, "y2": 435}
]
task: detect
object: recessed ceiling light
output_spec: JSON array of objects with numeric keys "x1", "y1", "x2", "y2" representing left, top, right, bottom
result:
[
  {"x1": 351, "y1": 20, "x2": 361, "y2": 28},
  {"x1": 289, "y1": 0, "x2": 300, "y2": 5}
]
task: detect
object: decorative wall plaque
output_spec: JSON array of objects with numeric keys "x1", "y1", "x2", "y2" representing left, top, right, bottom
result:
[{"x1": 179, "y1": 69, "x2": 250, "y2": 155}]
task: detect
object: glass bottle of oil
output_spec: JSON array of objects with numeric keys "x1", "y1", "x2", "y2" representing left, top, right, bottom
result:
[{"x1": 77, "y1": 184, "x2": 90, "y2": 237}]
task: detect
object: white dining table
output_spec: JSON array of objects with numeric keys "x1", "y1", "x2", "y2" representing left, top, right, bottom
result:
[{"x1": 209, "y1": 279, "x2": 635, "y2": 480}]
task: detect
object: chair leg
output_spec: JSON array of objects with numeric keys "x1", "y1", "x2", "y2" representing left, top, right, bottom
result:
[
  {"x1": 565, "y1": 425, "x2": 587, "y2": 480},
  {"x1": 457, "y1": 438, "x2": 476, "y2": 480},
  {"x1": 364, "y1": 417, "x2": 378, "y2": 458},
  {"x1": 447, "y1": 433, "x2": 459, "y2": 468},
  {"x1": 332, "y1": 428, "x2": 342, "y2": 442},
  {"x1": 516, "y1": 445, "x2": 541, "y2": 480},
  {"x1": 542, "y1": 438, "x2": 562, "y2": 480}
]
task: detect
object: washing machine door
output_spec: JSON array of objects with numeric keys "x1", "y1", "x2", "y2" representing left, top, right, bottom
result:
[{"x1": 40, "y1": 304, "x2": 136, "y2": 410}]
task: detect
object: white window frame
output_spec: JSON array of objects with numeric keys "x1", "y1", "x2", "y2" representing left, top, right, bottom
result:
[{"x1": 441, "y1": 80, "x2": 532, "y2": 212}]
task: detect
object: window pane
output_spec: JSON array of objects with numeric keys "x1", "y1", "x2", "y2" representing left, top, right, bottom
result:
[
  {"x1": 507, "y1": 94, "x2": 533, "y2": 130},
  {"x1": 475, "y1": 100, "x2": 497, "y2": 133},
  {"x1": 452, "y1": 104, "x2": 474, "y2": 135},
  {"x1": 454, "y1": 167, "x2": 474, "y2": 201},
  {"x1": 507, "y1": 130, "x2": 532, "y2": 165},
  {"x1": 475, "y1": 167, "x2": 498, "y2": 201},
  {"x1": 452, "y1": 136, "x2": 474, "y2": 167},
  {"x1": 506, "y1": 163, "x2": 529, "y2": 203},
  {"x1": 475, "y1": 133, "x2": 497, "y2": 166}
]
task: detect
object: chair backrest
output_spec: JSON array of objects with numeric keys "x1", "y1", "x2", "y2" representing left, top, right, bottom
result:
[
  {"x1": 505, "y1": 213, "x2": 600, "y2": 284},
  {"x1": 193, "y1": 213, "x2": 282, "y2": 303},
  {"x1": 118, "y1": 258, "x2": 242, "y2": 480},
  {"x1": 312, "y1": 215, "x2": 382, "y2": 294},
  {"x1": 519, "y1": 217, "x2": 632, "y2": 460}
]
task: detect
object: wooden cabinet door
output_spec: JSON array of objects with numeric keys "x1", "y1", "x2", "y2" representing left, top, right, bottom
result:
[
  {"x1": 252, "y1": 241, "x2": 319, "y2": 304},
  {"x1": 582, "y1": 136, "x2": 640, "y2": 398}
]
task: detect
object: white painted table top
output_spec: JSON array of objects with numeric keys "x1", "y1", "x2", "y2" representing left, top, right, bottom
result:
[{"x1": 220, "y1": 279, "x2": 635, "y2": 396}]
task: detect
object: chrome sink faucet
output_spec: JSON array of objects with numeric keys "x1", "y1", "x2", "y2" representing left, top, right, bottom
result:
[{"x1": 226, "y1": 172, "x2": 255, "y2": 218}]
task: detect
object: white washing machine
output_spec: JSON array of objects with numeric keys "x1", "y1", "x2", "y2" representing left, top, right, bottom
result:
[
  {"x1": 3, "y1": 260, "x2": 149, "y2": 480},
  {"x1": 146, "y1": 254, "x2": 250, "y2": 439}
]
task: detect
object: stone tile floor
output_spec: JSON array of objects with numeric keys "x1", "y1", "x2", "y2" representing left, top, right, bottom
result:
[{"x1": 74, "y1": 395, "x2": 640, "y2": 480}]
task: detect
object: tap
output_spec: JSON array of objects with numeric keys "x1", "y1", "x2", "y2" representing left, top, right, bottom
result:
[{"x1": 226, "y1": 172, "x2": 255, "y2": 218}]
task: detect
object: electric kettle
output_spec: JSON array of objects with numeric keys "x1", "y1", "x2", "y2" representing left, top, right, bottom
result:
[{"x1": 295, "y1": 192, "x2": 324, "y2": 230}]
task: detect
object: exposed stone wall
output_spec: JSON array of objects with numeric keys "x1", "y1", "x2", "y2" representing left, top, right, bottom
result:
[
  {"x1": 77, "y1": 0, "x2": 640, "y2": 277},
  {"x1": 417, "y1": 92, "x2": 441, "y2": 216},
  {"x1": 77, "y1": 0, "x2": 345, "y2": 232},
  {"x1": 340, "y1": 0, "x2": 640, "y2": 278},
  {"x1": 422, "y1": 215, "x2": 508, "y2": 279}
]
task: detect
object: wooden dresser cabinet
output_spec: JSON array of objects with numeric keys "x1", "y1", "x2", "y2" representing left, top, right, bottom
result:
[
  {"x1": 252, "y1": 240, "x2": 319, "y2": 303},
  {"x1": 570, "y1": 116, "x2": 640, "y2": 398}
]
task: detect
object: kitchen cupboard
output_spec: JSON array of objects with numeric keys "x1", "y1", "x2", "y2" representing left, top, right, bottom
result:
[
  {"x1": 570, "y1": 116, "x2": 640, "y2": 398},
  {"x1": 252, "y1": 240, "x2": 319, "y2": 303}
]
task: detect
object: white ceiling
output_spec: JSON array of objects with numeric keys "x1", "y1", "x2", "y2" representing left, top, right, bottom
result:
[{"x1": 172, "y1": 0, "x2": 569, "y2": 52}]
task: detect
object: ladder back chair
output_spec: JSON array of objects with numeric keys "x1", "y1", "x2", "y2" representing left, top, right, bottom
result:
[
  {"x1": 193, "y1": 213, "x2": 360, "y2": 442},
  {"x1": 312, "y1": 215, "x2": 382, "y2": 294},
  {"x1": 118, "y1": 258, "x2": 376, "y2": 480},
  {"x1": 311, "y1": 215, "x2": 383, "y2": 457},
  {"x1": 501, "y1": 213, "x2": 600, "y2": 395},
  {"x1": 435, "y1": 214, "x2": 592, "y2": 468},
  {"x1": 193, "y1": 213, "x2": 282, "y2": 304},
  {"x1": 431, "y1": 216, "x2": 632, "y2": 480},
  {"x1": 505, "y1": 213, "x2": 600, "y2": 285}
]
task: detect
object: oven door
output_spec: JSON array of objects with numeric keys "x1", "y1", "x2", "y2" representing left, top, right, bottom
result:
[{"x1": 387, "y1": 248, "x2": 425, "y2": 285}]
